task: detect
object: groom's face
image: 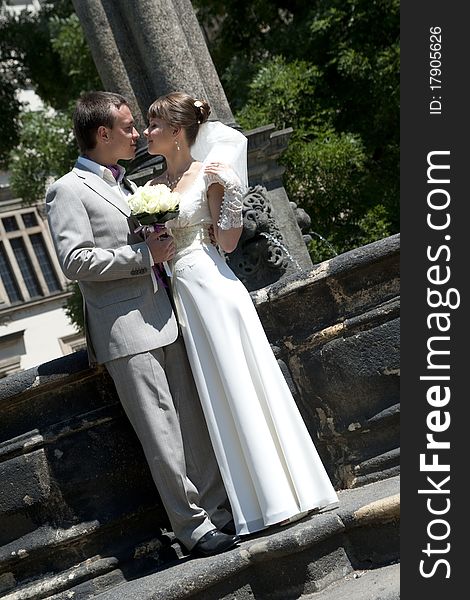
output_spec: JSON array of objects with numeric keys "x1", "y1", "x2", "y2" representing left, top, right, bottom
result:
[{"x1": 104, "y1": 104, "x2": 140, "y2": 162}]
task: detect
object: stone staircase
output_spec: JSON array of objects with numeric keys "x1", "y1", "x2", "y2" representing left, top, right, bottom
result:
[
  {"x1": 0, "y1": 235, "x2": 400, "y2": 599},
  {"x1": 68, "y1": 476, "x2": 399, "y2": 600},
  {"x1": 0, "y1": 477, "x2": 399, "y2": 599},
  {"x1": 300, "y1": 563, "x2": 399, "y2": 600}
]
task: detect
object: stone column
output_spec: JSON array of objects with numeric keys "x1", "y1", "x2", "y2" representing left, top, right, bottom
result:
[
  {"x1": 71, "y1": 0, "x2": 146, "y2": 135},
  {"x1": 72, "y1": 0, "x2": 235, "y2": 134},
  {"x1": 165, "y1": 0, "x2": 236, "y2": 125},
  {"x1": 72, "y1": 0, "x2": 314, "y2": 285}
]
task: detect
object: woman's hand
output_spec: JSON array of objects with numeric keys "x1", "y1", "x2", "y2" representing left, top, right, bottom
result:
[{"x1": 204, "y1": 162, "x2": 241, "y2": 189}]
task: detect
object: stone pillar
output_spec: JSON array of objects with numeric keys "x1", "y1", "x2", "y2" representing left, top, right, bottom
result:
[
  {"x1": 72, "y1": 0, "x2": 314, "y2": 286},
  {"x1": 72, "y1": 0, "x2": 235, "y2": 136},
  {"x1": 227, "y1": 125, "x2": 313, "y2": 290},
  {"x1": 71, "y1": 0, "x2": 147, "y2": 136},
  {"x1": 166, "y1": 0, "x2": 236, "y2": 125},
  {"x1": 246, "y1": 125, "x2": 313, "y2": 272}
]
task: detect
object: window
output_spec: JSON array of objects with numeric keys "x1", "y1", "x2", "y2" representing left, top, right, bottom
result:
[
  {"x1": 21, "y1": 212, "x2": 38, "y2": 228},
  {"x1": 30, "y1": 234, "x2": 61, "y2": 293},
  {"x1": 0, "y1": 206, "x2": 66, "y2": 307},
  {"x1": 59, "y1": 333, "x2": 87, "y2": 356},
  {"x1": 2, "y1": 216, "x2": 19, "y2": 232},
  {"x1": 0, "y1": 355, "x2": 22, "y2": 378},
  {"x1": 10, "y1": 238, "x2": 42, "y2": 298},
  {"x1": 0, "y1": 243, "x2": 22, "y2": 303},
  {"x1": 0, "y1": 330, "x2": 25, "y2": 378}
]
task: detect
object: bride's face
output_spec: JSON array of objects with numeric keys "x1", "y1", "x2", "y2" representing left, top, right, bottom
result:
[{"x1": 144, "y1": 117, "x2": 175, "y2": 155}]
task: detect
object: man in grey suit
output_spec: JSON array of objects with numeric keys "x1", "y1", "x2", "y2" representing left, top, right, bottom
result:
[{"x1": 46, "y1": 91, "x2": 238, "y2": 556}]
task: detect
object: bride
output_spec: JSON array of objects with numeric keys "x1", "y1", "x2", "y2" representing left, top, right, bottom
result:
[{"x1": 143, "y1": 92, "x2": 338, "y2": 536}]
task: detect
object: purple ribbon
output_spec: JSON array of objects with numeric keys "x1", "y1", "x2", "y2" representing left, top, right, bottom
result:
[
  {"x1": 134, "y1": 223, "x2": 166, "y2": 236},
  {"x1": 152, "y1": 263, "x2": 168, "y2": 289},
  {"x1": 134, "y1": 223, "x2": 168, "y2": 288}
]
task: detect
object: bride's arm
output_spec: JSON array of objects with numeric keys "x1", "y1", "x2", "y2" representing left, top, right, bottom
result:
[
  {"x1": 207, "y1": 182, "x2": 243, "y2": 253},
  {"x1": 205, "y1": 162, "x2": 245, "y2": 253}
]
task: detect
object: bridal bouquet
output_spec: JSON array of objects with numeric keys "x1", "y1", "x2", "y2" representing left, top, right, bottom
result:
[
  {"x1": 127, "y1": 184, "x2": 180, "y2": 277},
  {"x1": 127, "y1": 183, "x2": 180, "y2": 226}
]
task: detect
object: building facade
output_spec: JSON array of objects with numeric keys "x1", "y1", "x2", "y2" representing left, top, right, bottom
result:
[
  {"x1": 0, "y1": 1, "x2": 85, "y2": 377},
  {"x1": 0, "y1": 186, "x2": 85, "y2": 377}
]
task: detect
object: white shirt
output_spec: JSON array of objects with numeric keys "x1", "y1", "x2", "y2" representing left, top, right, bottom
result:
[{"x1": 77, "y1": 155, "x2": 129, "y2": 196}]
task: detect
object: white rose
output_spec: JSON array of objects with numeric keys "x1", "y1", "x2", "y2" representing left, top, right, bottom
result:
[{"x1": 128, "y1": 184, "x2": 180, "y2": 217}]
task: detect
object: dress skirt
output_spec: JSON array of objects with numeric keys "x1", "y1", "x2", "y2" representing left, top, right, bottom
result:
[{"x1": 171, "y1": 227, "x2": 338, "y2": 535}]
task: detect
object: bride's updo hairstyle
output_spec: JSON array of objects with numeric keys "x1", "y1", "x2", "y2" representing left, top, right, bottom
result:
[{"x1": 148, "y1": 92, "x2": 211, "y2": 146}]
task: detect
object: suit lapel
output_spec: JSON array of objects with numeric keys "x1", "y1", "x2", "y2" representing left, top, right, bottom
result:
[
  {"x1": 73, "y1": 164, "x2": 132, "y2": 217},
  {"x1": 122, "y1": 176, "x2": 138, "y2": 193}
]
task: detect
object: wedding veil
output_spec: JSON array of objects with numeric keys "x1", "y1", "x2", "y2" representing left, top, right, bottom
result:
[{"x1": 191, "y1": 121, "x2": 248, "y2": 189}]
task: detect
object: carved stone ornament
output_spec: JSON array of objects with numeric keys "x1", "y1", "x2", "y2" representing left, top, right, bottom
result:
[{"x1": 226, "y1": 185, "x2": 289, "y2": 291}]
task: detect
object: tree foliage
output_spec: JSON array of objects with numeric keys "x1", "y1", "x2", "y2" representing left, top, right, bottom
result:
[
  {"x1": 0, "y1": 1, "x2": 25, "y2": 165},
  {"x1": 64, "y1": 282, "x2": 85, "y2": 332},
  {"x1": 2, "y1": 1, "x2": 100, "y2": 203},
  {"x1": 1, "y1": 1, "x2": 96, "y2": 110},
  {"x1": 1, "y1": 0, "x2": 99, "y2": 330},
  {"x1": 9, "y1": 108, "x2": 77, "y2": 204},
  {"x1": 194, "y1": 0, "x2": 399, "y2": 260},
  {"x1": 0, "y1": 0, "x2": 72, "y2": 166}
]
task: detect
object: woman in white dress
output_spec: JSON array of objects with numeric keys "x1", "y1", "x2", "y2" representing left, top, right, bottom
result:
[{"x1": 143, "y1": 92, "x2": 338, "y2": 536}]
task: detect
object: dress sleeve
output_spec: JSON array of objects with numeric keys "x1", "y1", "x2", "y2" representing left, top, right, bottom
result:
[{"x1": 206, "y1": 172, "x2": 245, "y2": 230}]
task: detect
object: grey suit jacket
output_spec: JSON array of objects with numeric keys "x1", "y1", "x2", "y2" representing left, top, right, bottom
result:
[{"x1": 46, "y1": 161, "x2": 178, "y2": 365}]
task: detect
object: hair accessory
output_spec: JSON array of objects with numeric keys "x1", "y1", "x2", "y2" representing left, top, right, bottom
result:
[{"x1": 194, "y1": 100, "x2": 203, "y2": 123}]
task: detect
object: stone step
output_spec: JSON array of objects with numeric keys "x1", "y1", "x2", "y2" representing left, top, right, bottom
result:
[
  {"x1": 77, "y1": 475, "x2": 399, "y2": 600},
  {"x1": 300, "y1": 562, "x2": 400, "y2": 600},
  {"x1": 0, "y1": 233, "x2": 400, "y2": 599}
]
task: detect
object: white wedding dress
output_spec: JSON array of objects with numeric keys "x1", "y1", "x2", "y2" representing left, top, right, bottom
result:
[{"x1": 167, "y1": 169, "x2": 338, "y2": 535}]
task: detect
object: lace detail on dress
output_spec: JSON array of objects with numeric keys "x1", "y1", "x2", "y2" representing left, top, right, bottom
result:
[
  {"x1": 206, "y1": 172, "x2": 244, "y2": 230},
  {"x1": 172, "y1": 223, "x2": 212, "y2": 260}
]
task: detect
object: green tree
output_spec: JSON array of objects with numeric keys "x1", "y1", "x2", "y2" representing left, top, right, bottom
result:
[
  {"x1": 0, "y1": 1, "x2": 26, "y2": 165},
  {"x1": 64, "y1": 282, "x2": 85, "y2": 332},
  {"x1": 9, "y1": 109, "x2": 78, "y2": 204},
  {"x1": 6, "y1": 5, "x2": 100, "y2": 204},
  {"x1": 0, "y1": 72, "x2": 22, "y2": 167},
  {"x1": 194, "y1": 0, "x2": 399, "y2": 260},
  {"x1": 1, "y1": 0, "x2": 99, "y2": 187},
  {"x1": 2, "y1": 0, "x2": 100, "y2": 331},
  {"x1": 1, "y1": 0, "x2": 91, "y2": 109}
]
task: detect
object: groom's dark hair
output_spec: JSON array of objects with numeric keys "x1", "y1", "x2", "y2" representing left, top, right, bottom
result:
[{"x1": 73, "y1": 91, "x2": 130, "y2": 153}]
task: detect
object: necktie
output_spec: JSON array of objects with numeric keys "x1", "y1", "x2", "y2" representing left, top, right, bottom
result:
[{"x1": 106, "y1": 164, "x2": 121, "y2": 181}]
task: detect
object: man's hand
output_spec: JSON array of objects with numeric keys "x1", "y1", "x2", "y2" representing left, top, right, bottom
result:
[{"x1": 146, "y1": 230, "x2": 175, "y2": 263}]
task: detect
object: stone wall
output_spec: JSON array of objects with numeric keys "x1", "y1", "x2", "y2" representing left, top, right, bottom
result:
[
  {"x1": 253, "y1": 233, "x2": 400, "y2": 488},
  {"x1": 0, "y1": 234, "x2": 399, "y2": 598}
]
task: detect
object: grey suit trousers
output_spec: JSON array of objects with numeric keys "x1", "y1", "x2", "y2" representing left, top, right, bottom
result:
[{"x1": 106, "y1": 337, "x2": 231, "y2": 549}]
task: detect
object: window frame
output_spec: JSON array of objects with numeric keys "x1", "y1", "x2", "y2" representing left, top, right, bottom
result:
[{"x1": 0, "y1": 205, "x2": 67, "y2": 307}]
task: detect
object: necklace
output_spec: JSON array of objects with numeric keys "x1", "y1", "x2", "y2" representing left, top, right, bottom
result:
[{"x1": 166, "y1": 160, "x2": 193, "y2": 190}]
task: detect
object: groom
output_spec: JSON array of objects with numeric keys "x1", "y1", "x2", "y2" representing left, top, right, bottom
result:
[{"x1": 46, "y1": 91, "x2": 238, "y2": 556}]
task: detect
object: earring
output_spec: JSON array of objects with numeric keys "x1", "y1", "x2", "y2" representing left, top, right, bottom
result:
[{"x1": 175, "y1": 140, "x2": 180, "y2": 151}]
